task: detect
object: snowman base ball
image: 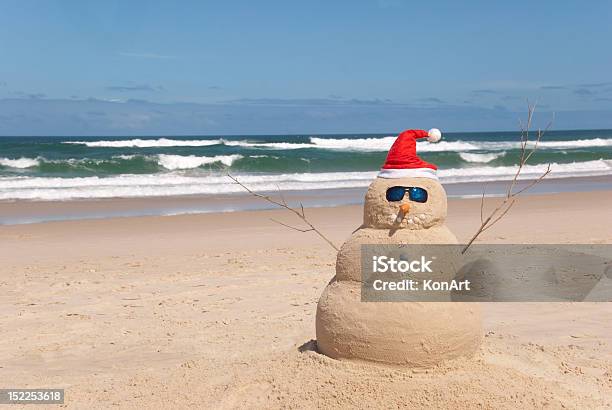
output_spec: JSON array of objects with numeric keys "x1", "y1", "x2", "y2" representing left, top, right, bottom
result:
[
  {"x1": 315, "y1": 130, "x2": 483, "y2": 367},
  {"x1": 316, "y1": 281, "x2": 482, "y2": 366}
]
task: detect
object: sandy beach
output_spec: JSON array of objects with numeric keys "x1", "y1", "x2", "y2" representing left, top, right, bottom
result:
[{"x1": 1, "y1": 190, "x2": 612, "y2": 408}]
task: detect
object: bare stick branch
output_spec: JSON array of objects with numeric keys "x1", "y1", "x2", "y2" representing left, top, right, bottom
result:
[
  {"x1": 462, "y1": 105, "x2": 553, "y2": 254},
  {"x1": 227, "y1": 174, "x2": 287, "y2": 208},
  {"x1": 481, "y1": 199, "x2": 516, "y2": 233},
  {"x1": 276, "y1": 184, "x2": 288, "y2": 207},
  {"x1": 480, "y1": 183, "x2": 487, "y2": 225},
  {"x1": 523, "y1": 115, "x2": 554, "y2": 164},
  {"x1": 507, "y1": 102, "x2": 535, "y2": 198},
  {"x1": 228, "y1": 172, "x2": 339, "y2": 251},
  {"x1": 513, "y1": 165, "x2": 551, "y2": 196},
  {"x1": 270, "y1": 218, "x2": 314, "y2": 232},
  {"x1": 463, "y1": 202, "x2": 503, "y2": 251}
]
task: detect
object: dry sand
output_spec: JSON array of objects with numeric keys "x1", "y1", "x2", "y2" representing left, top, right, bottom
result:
[{"x1": 1, "y1": 191, "x2": 611, "y2": 408}]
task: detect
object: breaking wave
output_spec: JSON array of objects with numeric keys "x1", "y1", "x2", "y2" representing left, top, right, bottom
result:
[
  {"x1": 2, "y1": 159, "x2": 610, "y2": 200},
  {"x1": 64, "y1": 138, "x2": 222, "y2": 148},
  {"x1": 0, "y1": 157, "x2": 41, "y2": 168},
  {"x1": 157, "y1": 154, "x2": 243, "y2": 170},
  {"x1": 459, "y1": 152, "x2": 506, "y2": 163}
]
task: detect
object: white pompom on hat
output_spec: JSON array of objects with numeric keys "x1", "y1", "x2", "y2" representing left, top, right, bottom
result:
[{"x1": 427, "y1": 128, "x2": 442, "y2": 143}]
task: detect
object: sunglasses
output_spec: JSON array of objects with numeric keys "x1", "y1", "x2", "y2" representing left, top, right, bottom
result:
[{"x1": 385, "y1": 186, "x2": 428, "y2": 203}]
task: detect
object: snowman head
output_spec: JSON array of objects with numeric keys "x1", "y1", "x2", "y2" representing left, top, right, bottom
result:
[
  {"x1": 363, "y1": 129, "x2": 447, "y2": 230},
  {"x1": 363, "y1": 176, "x2": 447, "y2": 229}
]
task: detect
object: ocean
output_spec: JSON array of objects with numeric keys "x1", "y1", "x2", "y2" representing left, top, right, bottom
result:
[{"x1": 1, "y1": 130, "x2": 611, "y2": 201}]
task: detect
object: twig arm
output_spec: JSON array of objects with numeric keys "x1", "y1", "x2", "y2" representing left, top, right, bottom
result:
[
  {"x1": 462, "y1": 103, "x2": 553, "y2": 254},
  {"x1": 227, "y1": 172, "x2": 339, "y2": 251}
]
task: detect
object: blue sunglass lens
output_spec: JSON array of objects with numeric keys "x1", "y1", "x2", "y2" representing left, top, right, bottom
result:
[
  {"x1": 386, "y1": 186, "x2": 406, "y2": 201},
  {"x1": 408, "y1": 187, "x2": 428, "y2": 203},
  {"x1": 386, "y1": 186, "x2": 428, "y2": 203}
]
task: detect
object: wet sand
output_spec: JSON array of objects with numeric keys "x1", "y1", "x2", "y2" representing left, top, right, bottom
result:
[{"x1": 2, "y1": 174, "x2": 611, "y2": 225}]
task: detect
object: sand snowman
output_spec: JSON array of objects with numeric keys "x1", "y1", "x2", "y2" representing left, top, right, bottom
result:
[{"x1": 316, "y1": 129, "x2": 482, "y2": 367}]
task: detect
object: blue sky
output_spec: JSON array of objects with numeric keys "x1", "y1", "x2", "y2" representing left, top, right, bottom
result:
[{"x1": 1, "y1": 0, "x2": 612, "y2": 135}]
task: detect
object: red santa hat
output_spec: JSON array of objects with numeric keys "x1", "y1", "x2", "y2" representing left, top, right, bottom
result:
[{"x1": 378, "y1": 128, "x2": 442, "y2": 180}]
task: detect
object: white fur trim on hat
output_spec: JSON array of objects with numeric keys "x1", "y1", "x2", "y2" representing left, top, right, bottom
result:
[
  {"x1": 378, "y1": 167, "x2": 438, "y2": 180},
  {"x1": 427, "y1": 128, "x2": 442, "y2": 143}
]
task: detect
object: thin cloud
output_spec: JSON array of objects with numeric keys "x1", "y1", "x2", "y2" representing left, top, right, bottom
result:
[
  {"x1": 227, "y1": 97, "x2": 397, "y2": 106},
  {"x1": 346, "y1": 98, "x2": 394, "y2": 105},
  {"x1": 472, "y1": 89, "x2": 498, "y2": 95},
  {"x1": 10, "y1": 91, "x2": 46, "y2": 99},
  {"x1": 118, "y1": 52, "x2": 176, "y2": 59},
  {"x1": 577, "y1": 82, "x2": 612, "y2": 88},
  {"x1": 106, "y1": 84, "x2": 165, "y2": 92},
  {"x1": 418, "y1": 97, "x2": 446, "y2": 104},
  {"x1": 573, "y1": 88, "x2": 594, "y2": 96},
  {"x1": 538, "y1": 82, "x2": 611, "y2": 91},
  {"x1": 99, "y1": 98, "x2": 125, "y2": 103}
]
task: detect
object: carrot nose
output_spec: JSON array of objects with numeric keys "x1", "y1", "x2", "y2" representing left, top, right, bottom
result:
[{"x1": 394, "y1": 203, "x2": 411, "y2": 224}]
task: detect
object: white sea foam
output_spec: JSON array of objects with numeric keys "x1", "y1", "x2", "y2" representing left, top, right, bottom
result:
[
  {"x1": 157, "y1": 154, "x2": 242, "y2": 170},
  {"x1": 459, "y1": 152, "x2": 506, "y2": 163},
  {"x1": 1, "y1": 160, "x2": 611, "y2": 200},
  {"x1": 310, "y1": 136, "x2": 397, "y2": 151},
  {"x1": 439, "y1": 159, "x2": 612, "y2": 183},
  {"x1": 222, "y1": 140, "x2": 315, "y2": 149},
  {"x1": 0, "y1": 157, "x2": 40, "y2": 168},
  {"x1": 62, "y1": 136, "x2": 612, "y2": 152},
  {"x1": 459, "y1": 138, "x2": 612, "y2": 151},
  {"x1": 0, "y1": 154, "x2": 262, "y2": 172},
  {"x1": 312, "y1": 137, "x2": 483, "y2": 152},
  {"x1": 538, "y1": 138, "x2": 612, "y2": 148},
  {"x1": 224, "y1": 137, "x2": 481, "y2": 152},
  {"x1": 309, "y1": 136, "x2": 612, "y2": 152},
  {"x1": 65, "y1": 138, "x2": 222, "y2": 148}
]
